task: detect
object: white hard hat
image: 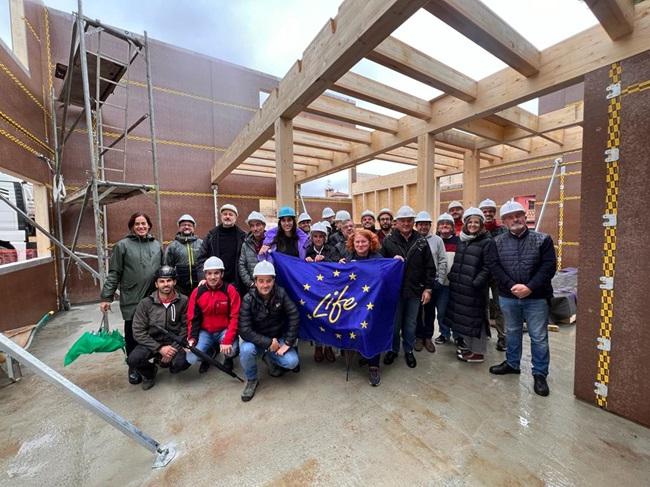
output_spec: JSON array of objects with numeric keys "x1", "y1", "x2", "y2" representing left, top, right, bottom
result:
[
  {"x1": 310, "y1": 222, "x2": 328, "y2": 235},
  {"x1": 415, "y1": 211, "x2": 432, "y2": 223},
  {"x1": 298, "y1": 212, "x2": 312, "y2": 223},
  {"x1": 177, "y1": 214, "x2": 196, "y2": 226},
  {"x1": 377, "y1": 208, "x2": 393, "y2": 219},
  {"x1": 246, "y1": 211, "x2": 266, "y2": 225},
  {"x1": 253, "y1": 260, "x2": 276, "y2": 277},
  {"x1": 479, "y1": 198, "x2": 497, "y2": 210},
  {"x1": 437, "y1": 213, "x2": 454, "y2": 224},
  {"x1": 322, "y1": 207, "x2": 335, "y2": 219},
  {"x1": 395, "y1": 205, "x2": 416, "y2": 219},
  {"x1": 463, "y1": 207, "x2": 485, "y2": 222},
  {"x1": 500, "y1": 200, "x2": 526, "y2": 219},
  {"x1": 203, "y1": 256, "x2": 225, "y2": 272},
  {"x1": 335, "y1": 210, "x2": 351, "y2": 221},
  {"x1": 220, "y1": 203, "x2": 238, "y2": 216},
  {"x1": 322, "y1": 220, "x2": 332, "y2": 230},
  {"x1": 361, "y1": 209, "x2": 375, "y2": 219},
  {"x1": 448, "y1": 200, "x2": 464, "y2": 210}
]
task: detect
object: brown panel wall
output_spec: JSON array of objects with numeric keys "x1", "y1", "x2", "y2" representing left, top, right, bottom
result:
[{"x1": 575, "y1": 51, "x2": 650, "y2": 427}]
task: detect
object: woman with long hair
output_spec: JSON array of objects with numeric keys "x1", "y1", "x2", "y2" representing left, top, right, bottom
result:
[
  {"x1": 100, "y1": 212, "x2": 162, "y2": 384},
  {"x1": 259, "y1": 206, "x2": 309, "y2": 261}
]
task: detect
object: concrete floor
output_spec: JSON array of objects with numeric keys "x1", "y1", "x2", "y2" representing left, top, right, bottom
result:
[{"x1": 1, "y1": 305, "x2": 649, "y2": 487}]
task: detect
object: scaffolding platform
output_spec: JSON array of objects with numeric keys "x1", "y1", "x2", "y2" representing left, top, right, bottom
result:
[{"x1": 63, "y1": 180, "x2": 154, "y2": 208}]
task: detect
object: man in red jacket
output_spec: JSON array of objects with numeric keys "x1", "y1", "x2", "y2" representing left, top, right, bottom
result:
[
  {"x1": 187, "y1": 256, "x2": 241, "y2": 373},
  {"x1": 447, "y1": 200, "x2": 464, "y2": 236}
]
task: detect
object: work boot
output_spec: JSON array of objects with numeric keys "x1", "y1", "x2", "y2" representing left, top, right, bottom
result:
[
  {"x1": 368, "y1": 366, "x2": 381, "y2": 387},
  {"x1": 424, "y1": 338, "x2": 436, "y2": 353},
  {"x1": 405, "y1": 351, "x2": 417, "y2": 368},
  {"x1": 434, "y1": 335, "x2": 449, "y2": 345},
  {"x1": 128, "y1": 367, "x2": 142, "y2": 385},
  {"x1": 533, "y1": 375, "x2": 550, "y2": 396},
  {"x1": 199, "y1": 348, "x2": 217, "y2": 374},
  {"x1": 263, "y1": 353, "x2": 283, "y2": 377},
  {"x1": 141, "y1": 366, "x2": 158, "y2": 391},
  {"x1": 414, "y1": 338, "x2": 424, "y2": 352},
  {"x1": 241, "y1": 379, "x2": 259, "y2": 402},
  {"x1": 489, "y1": 360, "x2": 521, "y2": 375},
  {"x1": 314, "y1": 346, "x2": 324, "y2": 363},
  {"x1": 223, "y1": 357, "x2": 234, "y2": 373},
  {"x1": 496, "y1": 336, "x2": 506, "y2": 352},
  {"x1": 323, "y1": 347, "x2": 336, "y2": 362},
  {"x1": 383, "y1": 351, "x2": 398, "y2": 365}
]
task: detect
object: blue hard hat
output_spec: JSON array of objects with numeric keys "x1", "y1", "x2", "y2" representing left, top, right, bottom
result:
[{"x1": 278, "y1": 206, "x2": 296, "y2": 218}]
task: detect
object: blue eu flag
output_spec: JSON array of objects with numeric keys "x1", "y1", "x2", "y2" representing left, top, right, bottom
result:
[{"x1": 273, "y1": 253, "x2": 404, "y2": 358}]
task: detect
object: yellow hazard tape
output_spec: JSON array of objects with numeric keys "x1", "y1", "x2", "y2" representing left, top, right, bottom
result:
[
  {"x1": 22, "y1": 15, "x2": 41, "y2": 43},
  {"x1": 0, "y1": 61, "x2": 47, "y2": 113},
  {"x1": 73, "y1": 128, "x2": 227, "y2": 152},
  {"x1": 479, "y1": 170, "x2": 581, "y2": 189},
  {"x1": 0, "y1": 109, "x2": 53, "y2": 153},
  {"x1": 0, "y1": 128, "x2": 43, "y2": 156},
  {"x1": 621, "y1": 79, "x2": 650, "y2": 97},
  {"x1": 480, "y1": 150, "x2": 582, "y2": 174},
  {"x1": 480, "y1": 160, "x2": 581, "y2": 181}
]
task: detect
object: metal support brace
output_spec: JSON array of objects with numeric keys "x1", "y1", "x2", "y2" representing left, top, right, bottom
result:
[
  {"x1": 535, "y1": 157, "x2": 562, "y2": 232},
  {"x1": 0, "y1": 333, "x2": 176, "y2": 468}
]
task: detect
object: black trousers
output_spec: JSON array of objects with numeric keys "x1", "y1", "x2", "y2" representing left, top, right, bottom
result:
[
  {"x1": 124, "y1": 320, "x2": 137, "y2": 356},
  {"x1": 415, "y1": 298, "x2": 436, "y2": 339},
  {"x1": 127, "y1": 344, "x2": 189, "y2": 379}
]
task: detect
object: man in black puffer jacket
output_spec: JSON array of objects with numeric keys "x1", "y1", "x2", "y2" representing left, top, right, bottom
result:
[
  {"x1": 238, "y1": 261, "x2": 300, "y2": 402},
  {"x1": 380, "y1": 206, "x2": 435, "y2": 369},
  {"x1": 486, "y1": 201, "x2": 556, "y2": 397},
  {"x1": 164, "y1": 214, "x2": 203, "y2": 296}
]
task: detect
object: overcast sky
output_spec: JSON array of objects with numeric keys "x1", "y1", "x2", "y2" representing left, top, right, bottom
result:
[{"x1": 32, "y1": 1, "x2": 599, "y2": 196}]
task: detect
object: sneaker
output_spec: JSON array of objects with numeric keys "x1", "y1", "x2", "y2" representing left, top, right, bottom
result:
[
  {"x1": 222, "y1": 357, "x2": 234, "y2": 373},
  {"x1": 128, "y1": 367, "x2": 142, "y2": 385},
  {"x1": 323, "y1": 347, "x2": 336, "y2": 362},
  {"x1": 314, "y1": 346, "x2": 324, "y2": 363},
  {"x1": 263, "y1": 353, "x2": 284, "y2": 377},
  {"x1": 458, "y1": 352, "x2": 484, "y2": 363},
  {"x1": 383, "y1": 351, "x2": 398, "y2": 365},
  {"x1": 496, "y1": 337, "x2": 506, "y2": 352},
  {"x1": 199, "y1": 348, "x2": 217, "y2": 374},
  {"x1": 434, "y1": 335, "x2": 449, "y2": 345},
  {"x1": 405, "y1": 351, "x2": 417, "y2": 368},
  {"x1": 454, "y1": 337, "x2": 467, "y2": 349},
  {"x1": 533, "y1": 375, "x2": 550, "y2": 396},
  {"x1": 489, "y1": 360, "x2": 521, "y2": 375},
  {"x1": 141, "y1": 366, "x2": 158, "y2": 390},
  {"x1": 414, "y1": 338, "x2": 424, "y2": 352},
  {"x1": 368, "y1": 367, "x2": 381, "y2": 386},
  {"x1": 241, "y1": 379, "x2": 259, "y2": 402},
  {"x1": 424, "y1": 338, "x2": 436, "y2": 353}
]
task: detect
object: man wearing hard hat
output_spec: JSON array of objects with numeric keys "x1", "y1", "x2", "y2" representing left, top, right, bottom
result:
[{"x1": 164, "y1": 214, "x2": 203, "y2": 296}]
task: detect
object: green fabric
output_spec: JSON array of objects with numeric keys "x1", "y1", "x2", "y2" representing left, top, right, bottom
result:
[{"x1": 64, "y1": 330, "x2": 126, "y2": 366}]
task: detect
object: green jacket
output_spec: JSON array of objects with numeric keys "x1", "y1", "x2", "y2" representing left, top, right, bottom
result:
[{"x1": 100, "y1": 234, "x2": 163, "y2": 321}]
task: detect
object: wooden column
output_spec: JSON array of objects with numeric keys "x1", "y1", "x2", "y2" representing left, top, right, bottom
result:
[
  {"x1": 274, "y1": 117, "x2": 294, "y2": 208},
  {"x1": 463, "y1": 149, "x2": 480, "y2": 207},
  {"x1": 432, "y1": 176, "x2": 441, "y2": 219},
  {"x1": 416, "y1": 133, "x2": 436, "y2": 214}
]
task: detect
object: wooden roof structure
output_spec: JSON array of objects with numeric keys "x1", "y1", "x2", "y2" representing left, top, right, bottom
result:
[{"x1": 212, "y1": 0, "x2": 650, "y2": 211}]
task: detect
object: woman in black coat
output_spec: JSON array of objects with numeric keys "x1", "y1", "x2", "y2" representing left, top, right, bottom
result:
[{"x1": 444, "y1": 208, "x2": 494, "y2": 363}]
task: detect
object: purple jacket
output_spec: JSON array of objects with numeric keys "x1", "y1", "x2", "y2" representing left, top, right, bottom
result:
[{"x1": 261, "y1": 226, "x2": 309, "y2": 262}]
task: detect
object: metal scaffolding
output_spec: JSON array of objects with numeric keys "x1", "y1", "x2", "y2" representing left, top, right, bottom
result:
[{"x1": 50, "y1": 0, "x2": 162, "y2": 309}]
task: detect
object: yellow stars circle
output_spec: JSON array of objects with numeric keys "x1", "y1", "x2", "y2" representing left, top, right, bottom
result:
[
  {"x1": 366, "y1": 302, "x2": 374, "y2": 311},
  {"x1": 362, "y1": 284, "x2": 370, "y2": 293},
  {"x1": 335, "y1": 333, "x2": 342, "y2": 340},
  {"x1": 299, "y1": 299, "x2": 305, "y2": 306},
  {"x1": 349, "y1": 332, "x2": 357, "y2": 340},
  {"x1": 333, "y1": 270, "x2": 341, "y2": 277},
  {"x1": 349, "y1": 272, "x2": 357, "y2": 280},
  {"x1": 360, "y1": 321, "x2": 368, "y2": 329},
  {"x1": 316, "y1": 274, "x2": 324, "y2": 281},
  {"x1": 303, "y1": 283, "x2": 311, "y2": 291},
  {"x1": 319, "y1": 326, "x2": 326, "y2": 332}
]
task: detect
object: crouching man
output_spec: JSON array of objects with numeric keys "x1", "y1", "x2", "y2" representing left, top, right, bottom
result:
[
  {"x1": 238, "y1": 261, "x2": 300, "y2": 402},
  {"x1": 128, "y1": 265, "x2": 190, "y2": 390}
]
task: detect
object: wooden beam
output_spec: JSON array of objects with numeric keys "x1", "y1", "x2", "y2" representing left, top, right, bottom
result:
[
  {"x1": 332, "y1": 71, "x2": 432, "y2": 119},
  {"x1": 253, "y1": 149, "x2": 327, "y2": 166},
  {"x1": 244, "y1": 158, "x2": 310, "y2": 171},
  {"x1": 294, "y1": 115, "x2": 372, "y2": 144},
  {"x1": 290, "y1": 132, "x2": 352, "y2": 153},
  {"x1": 424, "y1": 0, "x2": 541, "y2": 77},
  {"x1": 492, "y1": 106, "x2": 539, "y2": 133},
  {"x1": 462, "y1": 150, "x2": 480, "y2": 207},
  {"x1": 275, "y1": 117, "x2": 295, "y2": 207},
  {"x1": 416, "y1": 133, "x2": 437, "y2": 215},
  {"x1": 585, "y1": 0, "x2": 634, "y2": 40},
  {"x1": 305, "y1": 95, "x2": 400, "y2": 132},
  {"x1": 212, "y1": 0, "x2": 427, "y2": 182},
  {"x1": 368, "y1": 36, "x2": 478, "y2": 101},
  {"x1": 261, "y1": 140, "x2": 334, "y2": 160},
  {"x1": 232, "y1": 169, "x2": 277, "y2": 179}
]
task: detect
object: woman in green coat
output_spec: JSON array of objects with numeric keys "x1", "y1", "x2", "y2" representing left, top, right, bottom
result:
[{"x1": 100, "y1": 212, "x2": 162, "y2": 384}]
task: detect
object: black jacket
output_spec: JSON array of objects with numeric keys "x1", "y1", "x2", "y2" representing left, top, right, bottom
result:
[
  {"x1": 444, "y1": 232, "x2": 494, "y2": 338},
  {"x1": 380, "y1": 231, "x2": 435, "y2": 298},
  {"x1": 305, "y1": 242, "x2": 340, "y2": 262},
  {"x1": 486, "y1": 228, "x2": 556, "y2": 300},
  {"x1": 197, "y1": 224, "x2": 246, "y2": 286},
  {"x1": 132, "y1": 291, "x2": 188, "y2": 352},
  {"x1": 164, "y1": 233, "x2": 203, "y2": 294},
  {"x1": 238, "y1": 285, "x2": 300, "y2": 349}
]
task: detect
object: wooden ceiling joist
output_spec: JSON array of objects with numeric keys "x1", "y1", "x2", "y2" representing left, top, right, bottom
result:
[
  {"x1": 585, "y1": 0, "x2": 635, "y2": 40},
  {"x1": 243, "y1": 158, "x2": 310, "y2": 171},
  {"x1": 305, "y1": 95, "x2": 400, "y2": 133},
  {"x1": 293, "y1": 114, "x2": 372, "y2": 144},
  {"x1": 289, "y1": 131, "x2": 353, "y2": 153},
  {"x1": 367, "y1": 36, "x2": 478, "y2": 101},
  {"x1": 260, "y1": 140, "x2": 334, "y2": 160},
  {"x1": 211, "y1": 0, "x2": 429, "y2": 182},
  {"x1": 424, "y1": 0, "x2": 541, "y2": 77},
  {"x1": 252, "y1": 149, "x2": 326, "y2": 167}
]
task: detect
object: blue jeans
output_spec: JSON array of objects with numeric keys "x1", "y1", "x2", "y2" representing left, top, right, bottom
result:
[
  {"x1": 186, "y1": 329, "x2": 239, "y2": 365},
  {"x1": 435, "y1": 286, "x2": 455, "y2": 339},
  {"x1": 499, "y1": 297, "x2": 550, "y2": 377},
  {"x1": 392, "y1": 297, "x2": 421, "y2": 354},
  {"x1": 239, "y1": 339, "x2": 300, "y2": 381}
]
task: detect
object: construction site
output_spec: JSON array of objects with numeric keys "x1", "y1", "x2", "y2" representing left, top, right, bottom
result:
[{"x1": 1, "y1": 0, "x2": 650, "y2": 485}]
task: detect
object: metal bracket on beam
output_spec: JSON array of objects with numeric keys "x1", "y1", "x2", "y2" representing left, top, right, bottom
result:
[
  {"x1": 597, "y1": 336, "x2": 611, "y2": 351},
  {"x1": 606, "y1": 82, "x2": 621, "y2": 99},
  {"x1": 599, "y1": 276, "x2": 614, "y2": 290},
  {"x1": 602, "y1": 214, "x2": 617, "y2": 227},
  {"x1": 604, "y1": 148, "x2": 619, "y2": 163},
  {"x1": 594, "y1": 382, "x2": 609, "y2": 397}
]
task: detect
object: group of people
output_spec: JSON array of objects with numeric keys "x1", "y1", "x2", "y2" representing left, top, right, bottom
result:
[{"x1": 99, "y1": 197, "x2": 556, "y2": 401}]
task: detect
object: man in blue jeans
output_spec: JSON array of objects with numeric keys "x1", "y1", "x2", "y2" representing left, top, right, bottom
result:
[
  {"x1": 433, "y1": 213, "x2": 461, "y2": 347},
  {"x1": 486, "y1": 201, "x2": 556, "y2": 396},
  {"x1": 238, "y1": 261, "x2": 300, "y2": 402}
]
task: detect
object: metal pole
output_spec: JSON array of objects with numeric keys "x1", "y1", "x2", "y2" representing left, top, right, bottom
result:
[
  {"x1": 0, "y1": 333, "x2": 175, "y2": 468},
  {"x1": 62, "y1": 187, "x2": 91, "y2": 291},
  {"x1": 535, "y1": 157, "x2": 562, "y2": 232},
  {"x1": 144, "y1": 31, "x2": 163, "y2": 243},
  {"x1": 212, "y1": 184, "x2": 219, "y2": 226},
  {"x1": 0, "y1": 192, "x2": 99, "y2": 279},
  {"x1": 76, "y1": 0, "x2": 107, "y2": 285}
]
